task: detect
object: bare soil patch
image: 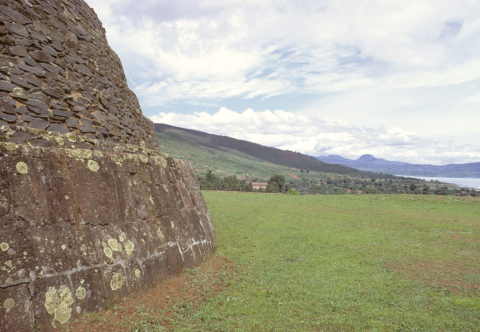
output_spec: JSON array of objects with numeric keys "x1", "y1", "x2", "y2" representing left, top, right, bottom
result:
[
  {"x1": 386, "y1": 258, "x2": 480, "y2": 295},
  {"x1": 62, "y1": 255, "x2": 237, "y2": 332}
]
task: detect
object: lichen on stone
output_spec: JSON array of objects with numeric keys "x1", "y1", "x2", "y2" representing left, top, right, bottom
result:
[
  {"x1": 139, "y1": 155, "x2": 148, "y2": 163},
  {"x1": 0, "y1": 242, "x2": 9, "y2": 251},
  {"x1": 156, "y1": 228, "x2": 165, "y2": 240},
  {"x1": 108, "y1": 238, "x2": 122, "y2": 252},
  {"x1": 103, "y1": 247, "x2": 113, "y2": 258},
  {"x1": 87, "y1": 160, "x2": 99, "y2": 172},
  {"x1": 44, "y1": 286, "x2": 73, "y2": 328},
  {"x1": 4, "y1": 298, "x2": 15, "y2": 309},
  {"x1": 135, "y1": 269, "x2": 141, "y2": 278},
  {"x1": 76, "y1": 287, "x2": 86, "y2": 300},
  {"x1": 125, "y1": 240, "x2": 134, "y2": 256},
  {"x1": 16, "y1": 162, "x2": 28, "y2": 174},
  {"x1": 110, "y1": 273, "x2": 125, "y2": 290}
]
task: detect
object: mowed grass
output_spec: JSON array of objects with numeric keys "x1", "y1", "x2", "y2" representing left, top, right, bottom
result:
[{"x1": 170, "y1": 193, "x2": 480, "y2": 331}]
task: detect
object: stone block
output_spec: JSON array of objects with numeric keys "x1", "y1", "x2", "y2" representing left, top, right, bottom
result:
[
  {"x1": 48, "y1": 124, "x2": 69, "y2": 133},
  {"x1": 0, "y1": 283, "x2": 34, "y2": 332},
  {"x1": 4, "y1": 22, "x2": 29, "y2": 38},
  {"x1": 32, "y1": 275, "x2": 75, "y2": 330}
]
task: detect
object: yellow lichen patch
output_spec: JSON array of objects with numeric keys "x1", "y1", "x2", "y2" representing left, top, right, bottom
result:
[
  {"x1": 149, "y1": 195, "x2": 154, "y2": 205},
  {"x1": 80, "y1": 244, "x2": 87, "y2": 252},
  {"x1": 108, "y1": 238, "x2": 122, "y2": 252},
  {"x1": 25, "y1": 300, "x2": 30, "y2": 313},
  {"x1": 23, "y1": 251, "x2": 27, "y2": 256},
  {"x1": 139, "y1": 155, "x2": 148, "y2": 163},
  {"x1": 87, "y1": 160, "x2": 99, "y2": 172},
  {"x1": 5, "y1": 260, "x2": 13, "y2": 268},
  {"x1": 93, "y1": 150, "x2": 104, "y2": 158},
  {"x1": 4, "y1": 142, "x2": 18, "y2": 151},
  {"x1": 4, "y1": 298, "x2": 15, "y2": 309},
  {"x1": 135, "y1": 269, "x2": 141, "y2": 278},
  {"x1": 0, "y1": 242, "x2": 9, "y2": 251},
  {"x1": 6, "y1": 277, "x2": 12, "y2": 283},
  {"x1": 16, "y1": 162, "x2": 28, "y2": 174},
  {"x1": 103, "y1": 247, "x2": 113, "y2": 258},
  {"x1": 110, "y1": 273, "x2": 125, "y2": 290},
  {"x1": 125, "y1": 240, "x2": 134, "y2": 256},
  {"x1": 44, "y1": 286, "x2": 73, "y2": 328},
  {"x1": 66, "y1": 133, "x2": 76, "y2": 142},
  {"x1": 156, "y1": 228, "x2": 165, "y2": 240},
  {"x1": 61, "y1": 245, "x2": 66, "y2": 250},
  {"x1": 171, "y1": 221, "x2": 175, "y2": 229},
  {"x1": 119, "y1": 234, "x2": 125, "y2": 242},
  {"x1": 55, "y1": 137, "x2": 64, "y2": 146},
  {"x1": 76, "y1": 287, "x2": 86, "y2": 300}
]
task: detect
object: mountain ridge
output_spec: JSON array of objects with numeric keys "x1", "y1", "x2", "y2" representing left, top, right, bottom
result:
[{"x1": 316, "y1": 154, "x2": 480, "y2": 177}]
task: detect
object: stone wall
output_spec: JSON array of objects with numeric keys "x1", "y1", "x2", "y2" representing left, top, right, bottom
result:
[
  {"x1": 0, "y1": 0, "x2": 158, "y2": 149},
  {"x1": 0, "y1": 136, "x2": 215, "y2": 331},
  {"x1": 0, "y1": 0, "x2": 216, "y2": 331}
]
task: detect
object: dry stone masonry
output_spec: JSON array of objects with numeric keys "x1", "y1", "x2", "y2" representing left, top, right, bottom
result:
[{"x1": 0, "y1": 0, "x2": 216, "y2": 331}]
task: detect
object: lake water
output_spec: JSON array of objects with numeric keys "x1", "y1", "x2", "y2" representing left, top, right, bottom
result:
[{"x1": 396, "y1": 175, "x2": 480, "y2": 189}]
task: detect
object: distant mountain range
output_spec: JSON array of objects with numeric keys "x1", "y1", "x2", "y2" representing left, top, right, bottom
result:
[{"x1": 315, "y1": 154, "x2": 480, "y2": 178}]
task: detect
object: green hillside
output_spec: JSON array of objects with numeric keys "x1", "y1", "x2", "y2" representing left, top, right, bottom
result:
[
  {"x1": 155, "y1": 124, "x2": 370, "y2": 175},
  {"x1": 155, "y1": 123, "x2": 385, "y2": 181},
  {"x1": 157, "y1": 130, "x2": 334, "y2": 182}
]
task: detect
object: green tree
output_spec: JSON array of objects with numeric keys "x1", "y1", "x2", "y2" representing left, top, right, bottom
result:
[
  {"x1": 268, "y1": 174, "x2": 285, "y2": 193},
  {"x1": 266, "y1": 182, "x2": 279, "y2": 193}
]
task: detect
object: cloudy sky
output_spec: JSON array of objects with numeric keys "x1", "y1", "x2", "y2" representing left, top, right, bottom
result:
[{"x1": 84, "y1": 0, "x2": 480, "y2": 165}]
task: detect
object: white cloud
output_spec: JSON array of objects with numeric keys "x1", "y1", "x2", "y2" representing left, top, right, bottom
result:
[
  {"x1": 150, "y1": 108, "x2": 480, "y2": 165},
  {"x1": 83, "y1": 0, "x2": 480, "y2": 165},
  {"x1": 85, "y1": 0, "x2": 480, "y2": 105}
]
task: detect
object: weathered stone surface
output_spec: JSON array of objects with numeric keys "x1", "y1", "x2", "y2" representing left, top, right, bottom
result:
[
  {"x1": 29, "y1": 119, "x2": 50, "y2": 130},
  {"x1": 79, "y1": 124, "x2": 96, "y2": 133},
  {"x1": 0, "y1": 5, "x2": 29, "y2": 24},
  {"x1": 0, "y1": 103, "x2": 16, "y2": 114},
  {"x1": 24, "y1": 75, "x2": 42, "y2": 87},
  {"x1": 66, "y1": 117, "x2": 79, "y2": 128},
  {"x1": 26, "y1": 99, "x2": 48, "y2": 112},
  {"x1": 0, "y1": 112, "x2": 17, "y2": 122},
  {"x1": 0, "y1": 140, "x2": 214, "y2": 330},
  {"x1": 29, "y1": 50, "x2": 50, "y2": 63},
  {"x1": 52, "y1": 110, "x2": 72, "y2": 118},
  {"x1": 9, "y1": 45, "x2": 29, "y2": 57},
  {"x1": 48, "y1": 123, "x2": 68, "y2": 133},
  {"x1": 4, "y1": 22, "x2": 29, "y2": 38},
  {"x1": 19, "y1": 64, "x2": 46, "y2": 77},
  {"x1": 0, "y1": 1, "x2": 213, "y2": 329},
  {"x1": 10, "y1": 74, "x2": 31, "y2": 89},
  {"x1": 0, "y1": 81, "x2": 17, "y2": 92}
]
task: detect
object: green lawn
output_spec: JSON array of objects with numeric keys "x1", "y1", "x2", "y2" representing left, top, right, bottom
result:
[{"x1": 170, "y1": 193, "x2": 480, "y2": 331}]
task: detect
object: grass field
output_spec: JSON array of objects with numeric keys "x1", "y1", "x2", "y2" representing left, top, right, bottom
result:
[
  {"x1": 67, "y1": 193, "x2": 480, "y2": 331},
  {"x1": 170, "y1": 193, "x2": 480, "y2": 331}
]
